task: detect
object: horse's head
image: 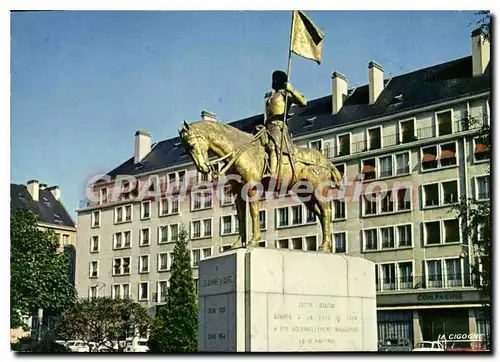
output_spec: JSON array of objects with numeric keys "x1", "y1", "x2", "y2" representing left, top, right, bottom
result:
[{"x1": 178, "y1": 120, "x2": 211, "y2": 174}]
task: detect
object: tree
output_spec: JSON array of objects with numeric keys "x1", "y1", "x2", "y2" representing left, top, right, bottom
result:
[
  {"x1": 148, "y1": 226, "x2": 198, "y2": 352},
  {"x1": 54, "y1": 296, "x2": 151, "y2": 352},
  {"x1": 10, "y1": 209, "x2": 77, "y2": 330},
  {"x1": 471, "y1": 10, "x2": 490, "y2": 41}
]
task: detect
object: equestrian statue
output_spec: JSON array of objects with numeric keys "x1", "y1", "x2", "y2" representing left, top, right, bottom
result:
[{"x1": 179, "y1": 70, "x2": 342, "y2": 253}]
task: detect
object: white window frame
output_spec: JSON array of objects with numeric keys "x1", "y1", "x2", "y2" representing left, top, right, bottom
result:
[
  {"x1": 361, "y1": 193, "x2": 378, "y2": 217},
  {"x1": 190, "y1": 218, "x2": 212, "y2": 239},
  {"x1": 336, "y1": 132, "x2": 352, "y2": 156},
  {"x1": 378, "y1": 262, "x2": 397, "y2": 291},
  {"x1": 99, "y1": 188, "x2": 107, "y2": 204},
  {"x1": 395, "y1": 185, "x2": 412, "y2": 212},
  {"x1": 363, "y1": 228, "x2": 378, "y2": 251},
  {"x1": 114, "y1": 204, "x2": 133, "y2": 224},
  {"x1": 333, "y1": 231, "x2": 347, "y2": 253},
  {"x1": 442, "y1": 218, "x2": 461, "y2": 244},
  {"x1": 202, "y1": 247, "x2": 213, "y2": 260},
  {"x1": 422, "y1": 220, "x2": 442, "y2": 246},
  {"x1": 398, "y1": 117, "x2": 417, "y2": 143},
  {"x1": 366, "y1": 125, "x2": 383, "y2": 150},
  {"x1": 221, "y1": 184, "x2": 235, "y2": 206},
  {"x1": 221, "y1": 214, "x2": 238, "y2": 236},
  {"x1": 331, "y1": 198, "x2": 346, "y2": 220},
  {"x1": 141, "y1": 200, "x2": 151, "y2": 220},
  {"x1": 396, "y1": 260, "x2": 415, "y2": 290},
  {"x1": 395, "y1": 151, "x2": 411, "y2": 176},
  {"x1": 91, "y1": 210, "x2": 101, "y2": 228},
  {"x1": 472, "y1": 137, "x2": 490, "y2": 164},
  {"x1": 89, "y1": 260, "x2": 99, "y2": 278},
  {"x1": 435, "y1": 108, "x2": 455, "y2": 136},
  {"x1": 443, "y1": 256, "x2": 465, "y2": 288},
  {"x1": 259, "y1": 210, "x2": 267, "y2": 230},
  {"x1": 378, "y1": 154, "x2": 394, "y2": 179},
  {"x1": 139, "y1": 228, "x2": 150, "y2": 247},
  {"x1": 113, "y1": 231, "x2": 132, "y2": 250},
  {"x1": 191, "y1": 189, "x2": 213, "y2": 211},
  {"x1": 475, "y1": 175, "x2": 490, "y2": 201},
  {"x1": 158, "y1": 225, "x2": 169, "y2": 244},
  {"x1": 424, "y1": 258, "x2": 444, "y2": 288},
  {"x1": 158, "y1": 198, "x2": 169, "y2": 216},
  {"x1": 88, "y1": 285, "x2": 98, "y2": 299},
  {"x1": 379, "y1": 226, "x2": 396, "y2": 250},
  {"x1": 167, "y1": 169, "x2": 187, "y2": 191},
  {"x1": 112, "y1": 257, "x2": 131, "y2": 276},
  {"x1": 191, "y1": 249, "x2": 202, "y2": 268},
  {"x1": 291, "y1": 205, "x2": 303, "y2": 225},
  {"x1": 308, "y1": 138, "x2": 324, "y2": 153},
  {"x1": 158, "y1": 253, "x2": 169, "y2": 272},
  {"x1": 139, "y1": 254, "x2": 150, "y2": 274},
  {"x1": 420, "y1": 141, "x2": 459, "y2": 172},
  {"x1": 333, "y1": 162, "x2": 346, "y2": 180},
  {"x1": 157, "y1": 280, "x2": 169, "y2": 303},
  {"x1": 422, "y1": 179, "x2": 459, "y2": 209},
  {"x1": 111, "y1": 283, "x2": 131, "y2": 299},
  {"x1": 395, "y1": 223, "x2": 413, "y2": 248},
  {"x1": 90, "y1": 235, "x2": 100, "y2": 253},
  {"x1": 276, "y1": 207, "x2": 289, "y2": 228},
  {"x1": 138, "y1": 282, "x2": 149, "y2": 301},
  {"x1": 440, "y1": 179, "x2": 460, "y2": 205}
]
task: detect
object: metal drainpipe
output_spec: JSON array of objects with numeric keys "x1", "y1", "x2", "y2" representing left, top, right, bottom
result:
[{"x1": 462, "y1": 101, "x2": 470, "y2": 284}]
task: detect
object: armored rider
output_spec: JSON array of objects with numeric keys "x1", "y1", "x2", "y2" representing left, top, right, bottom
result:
[{"x1": 264, "y1": 70, "x2": 307, "y2": 176}]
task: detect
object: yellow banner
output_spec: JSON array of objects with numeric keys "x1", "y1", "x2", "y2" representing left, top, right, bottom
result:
[{"x1": 291, "y1": 10, "x2": 325, "y2": 64}]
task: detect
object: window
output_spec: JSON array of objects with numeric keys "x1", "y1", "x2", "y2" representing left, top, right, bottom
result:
[
  {"x1": 398, "y1": 262, "x2": 413, "y2": 289},
  {"x1": 423, "y1": 183, "x2": 439, "y2": 207},
  {"x1": 381, "y1": 191, "x2": 394, "y2": 213},
  {"x1": 89, "y1": 261, "x2": 98, "y2": 278},
  {"x1": 62, "y1": 234, "x2": 70, "y2": 245},
  {"x1": 90, "y1": 235, "x2": 99, "y2": 252},
  {"x1": 221, "y1": 185, "x2": 235, "y2": 205},
  {"x1": 437, "y1": 110, "x2": 453, "y2": 136},
  {"x1": 204, "y1": 219, "x2": 212, "y2": 237},
  {"x1": 400, "y1": 119, "x2": 416, "y2": 143},
  {"x1": 292, "y1": 205, "x2": 302, "y2": 225},
  {"x1": 167, "y1": 170, "x2": 186, "y2": 190},
  {"x1": 305, "y1": 236, "x2": 317, "y2": 251},
  {"x1": 395, "y1": 152, "x2": 410, "y2": 175},
  {"x1": 278, "y1": 207, "x2": 289, "y2": 227},
  {"x1": 334, "y1": 232, "x2": 346, "y2": 253},
  {"x1": 443, "y1": 219, "x2": 460, "y2": 243},
  {"x1": 426, "y1": 260, "x2": 443, "y2": 288},
  {"x1": 363, "y1": 194, "x2": 377, "y2": 215},
  {"x1": 125, "y1": 205, "x2": 132, "y2": 221},
  {"x1": 159, "y1": 226, "x2": 169, "y2": 243},
  {"x1": 442, "y1": 181, "x2": 458, "y2": 204},
  {"x1": 141, "y1": 201, "x2": 151, "y2": 219},
  {"x1": 361, "y1": 159, "x2": 376, "y2": 180},
  {"x1": 89, "y1": 286, "x2": 98, "y2": 299},
  {"x1": 115, "y1": 207, "x2": 123, "y2": 223},
  {"x1": 337, "y1": 134, "x2": 351, "y2": 156},
  {"x1": 276, "y1": 239, "x2": 289, "y2": 249},
  {"x1": 139, "y1": 282, "x2": 149, "y2": 301},
  {"x1": 114, "y1": 231, "x2": 130, "y2": 249},
  {"x1": 291, "y1": 238, "x2": 302, "y2": 250},
  {"x1": 424, "y1": 221, "x2": 441, "y2": 245},
  {"x1": 397, "y1": 225, "x2": 412, "y2": 247},
  {"x1": 379, "y1": 156, "x2": 392, "y2": 178},
  {"x1": 158, "y1": 253, "x2": 169, "y2": 271},
  {"x1": 381, "y1": 264, "x2": 396, "y2": 290},
  {"x1": 203, "y1": 248, "x2": 212, "y2": 259},
  {"x1": 140, "y1": 228, "x2": 150, "y2": 246},
  {"x1": 157, "y1": 281, "x2": 168, "y2": 303},
  {"x1": 396, "y1": 187, "x2": 411, "y2": 211},
  {"x1": 171, "y1": 197, "x2": 179, "y2": 213},
  {"x1": 334, "y1": 163, "x2": 345, "y2": 179},
  {"x1": 474, "y1": 138, "x2": 490, "y2": 162},
  {"x1": 422, "y1": 146, "x2": 438, "y2": 170},
  {"x1": 139, "y1": 255, "x2": 149, "y2": 274},
  {"x1": 222, "y1": 216, "x2": 232, "y2": 235},
  {"x1": 192, "y1": 190, "x2": 213, "y2": 210},
  {"x1": 192, "y1": 249, "x2": 201, "y2": 267},
  {"x1": 306, "y1": 208, "x2": 316, "y2": 223},
  {"x1": 159, "y1": 199, "x2": 169, "y2": 216},
  {"x1": 99, "y1": 188, "x2": 108, "y2": 204},
  {"x1": 198, "y1": 171, "x2": 209, "y2": 182},
  {"x1": 112, "y1": 284, "x2": 130, "y2": 299},
  {"x1": 259, "y1": 210, "x2": 266, "y2": 230},
  {"x1": 332, "y1": 199, "x2": 346, "y2": 219},
  {"x1": 170, "y1": 224, "x2": 179, "y2": 241},
  {"x1": 440, "y1": 143, "x2": 457, "y2": 167},
  {"x1": 113, "y1": 257, "x2": 131, "y2": 276},
  {"x1": 309, "y1": 139, "x2": 323, "y2": 152},
  {"x1": 380, "y1": 227, "x2": 394, "y2": 248},
  {"x1": 445, "y1": 259, "x2": 462, "y2": 287},
  {"x1": 364, "y1": 229, "x2": 378, "y2": 251},
  {"x1": 192, "y1": 220, "x2": 201, "y2": 238},
  {"x1": 91, "y1": 210, "x2": 100, "y2": 227},
  {"x1": 368, "y1": 127, "x2": 381, "y2": 150},
  {"x1": 476, "y1": 176, "x2": 490, "y2": 200}
]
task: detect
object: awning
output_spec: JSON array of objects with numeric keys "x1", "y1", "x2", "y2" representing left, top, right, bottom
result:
[
  {"x1": 363, "y1": 164, "x2": 375, "y2": 173},
  {"x1": 440, "y1": 149, "x2": 456, "y2": 159},
  {"x1": 475, "y1": 143, "x2": 490, "y2": 154},
  {"x1": 397, "y1": 188, "x2": 409, "y2": 200},
  {"x1": 422, "y1": 153, "x2": 437, "y2": 162}
]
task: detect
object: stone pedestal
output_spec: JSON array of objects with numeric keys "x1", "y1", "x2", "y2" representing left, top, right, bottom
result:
[{"x1": 197, "y1": 247, "x2": 378, "y2": 352}]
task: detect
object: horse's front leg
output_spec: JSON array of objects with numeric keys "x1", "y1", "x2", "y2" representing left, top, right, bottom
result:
[
  {"x1": 230, "y1": 190, "x2": 246, "y2": 250},
  {"x1": 316, "y1": 199, "x2": 333, "y2": 253},
  {"x1": 247, "y1": 188, "x2": 262, "y2": 246}
]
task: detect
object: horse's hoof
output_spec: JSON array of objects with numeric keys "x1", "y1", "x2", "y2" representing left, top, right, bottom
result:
[{"x1": 317, "y1": 244, "x2": 332, "y2": 253}]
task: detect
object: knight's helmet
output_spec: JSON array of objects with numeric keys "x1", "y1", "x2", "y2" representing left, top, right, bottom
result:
[{"x1": 272, "y1": 70, "x2": 288, "y2": 91}]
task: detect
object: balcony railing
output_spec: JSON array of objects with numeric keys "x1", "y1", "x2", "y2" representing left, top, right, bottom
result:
[{"x1": 376, "y1": 272, "x2": 474, "y2": 292}]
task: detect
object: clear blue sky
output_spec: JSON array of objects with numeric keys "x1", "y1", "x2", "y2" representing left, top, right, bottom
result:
[{"x1": 11, "y1": 10, "x2": 480, "y2": 220}]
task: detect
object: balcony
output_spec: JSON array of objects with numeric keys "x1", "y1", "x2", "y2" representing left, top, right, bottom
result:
[{"x1": 376, "y1": 272, "x2": 473, "y2": 292}]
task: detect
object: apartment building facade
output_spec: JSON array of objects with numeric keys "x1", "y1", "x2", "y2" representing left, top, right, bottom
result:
[{"x1": 75, "y1": 28, "x2": 491, "y2": 346}]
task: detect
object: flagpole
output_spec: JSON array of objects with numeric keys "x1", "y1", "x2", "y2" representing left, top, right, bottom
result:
[{"x1": 276, "y1": 10, "x2": 296, "y2": 184}]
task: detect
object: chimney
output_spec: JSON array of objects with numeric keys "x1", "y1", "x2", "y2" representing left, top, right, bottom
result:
[
  {"x1": 331, "y1": 72, "x2": 348, "y2": 114},
  {"x1": 472, "y1": 27, "x2": 490, "y2": 77},
  {"x1": 201, "y1": 110, "x2": 217, "y2": 122},
  {"x1": 134, "y1": 130, "x2": 151, "y2": 164},
  {"x1": 48, "y1": 185, "x2": 60, "y2": 201},
  {"x1": 368, "y1": 61, "x2": 384, "y2": 105},
  {"x1": 27, "y1": 180, "x2": 39, "y2": 202}
]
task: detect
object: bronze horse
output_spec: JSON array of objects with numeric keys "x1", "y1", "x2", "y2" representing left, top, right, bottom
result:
[{"x1": 179, "y1": 120, "x2": 342, "y2": 252}]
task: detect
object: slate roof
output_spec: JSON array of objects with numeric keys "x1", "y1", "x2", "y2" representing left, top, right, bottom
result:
[
  {"x1": 107, "y1": 55, "x2": 490, "y2": 178},
  {"x1": 11, "y1": 184, "x2": 76, "y2": 228}
]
